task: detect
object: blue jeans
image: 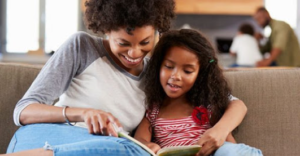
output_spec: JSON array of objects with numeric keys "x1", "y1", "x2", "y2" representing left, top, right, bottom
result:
[
  {"x1": 7, "y1": 123, "x2": 150, "y2": 156},
  {"x1": 214, "y1": 142, "x2": 263, "y2": 156},
  {"x1": 7, "y1": 123, "x2": 263, "y2": 156}
]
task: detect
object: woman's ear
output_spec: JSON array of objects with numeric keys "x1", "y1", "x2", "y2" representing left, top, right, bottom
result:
[{"x1": 103, "y1": 31, "x2": 111, "y2": 39}]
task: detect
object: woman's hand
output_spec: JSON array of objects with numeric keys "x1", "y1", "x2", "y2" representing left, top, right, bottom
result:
[
  {"x1": 145, "y1": 142, "x2": 161, "y2": 154},
  {"x1": 81, "y1": 109, "x2": 122, "y2": 137},
  {"x1": 196, "y1": 100, "x2": 246, "y2": 156},
  {"x1": 196, "y1": 126, "x2": 229, "y2": 156}
]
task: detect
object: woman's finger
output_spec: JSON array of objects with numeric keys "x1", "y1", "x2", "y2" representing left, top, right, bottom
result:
[
  {"x1": 92, "y1": 115, "x2": 101, "y2": 134},
  {"x1": 197, "y1": 144, "x2": 216, "y2": 156},
  {"x1": 198, "y1": 137, "x2": 207, "y2": 147},
  {"x1": 98, "y1": 114, "x2": 109, "y2": 135},
  {"x1": 107, "y1": 113, "x2": 122, "y2": 128},
  {"x1": 107, "y1": 122, "x2": 118, "y2": 137},
  {"x1": 85, "y1": 116, "x2": 93, "y2": 134}
]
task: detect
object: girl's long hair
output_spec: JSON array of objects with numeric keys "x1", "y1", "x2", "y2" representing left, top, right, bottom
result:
[{"x1": 143, "y1": 29, "x2": 231, "y2": 125}]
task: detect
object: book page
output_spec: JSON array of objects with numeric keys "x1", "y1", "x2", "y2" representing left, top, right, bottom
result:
[{"x1": 118, "y1": 131, "x2": 157, "y2": 156}]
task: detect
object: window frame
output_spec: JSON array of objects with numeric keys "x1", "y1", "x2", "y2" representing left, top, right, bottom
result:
[{"x1": 0, "y1": 0, "x2": 83, "y2": 55}]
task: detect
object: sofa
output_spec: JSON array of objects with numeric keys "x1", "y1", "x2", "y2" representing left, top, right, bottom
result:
[{"x1": 0, "y1": 62, "x2": 300, "y2": 155}]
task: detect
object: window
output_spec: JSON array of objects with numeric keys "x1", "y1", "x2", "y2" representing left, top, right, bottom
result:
[
  {"x1": 3, "y1": 0, "x2": 81, "y2": 54},
  {"x1": 6, "y1": 0, "x2": 40, "y2": 53},
  {"x1": 45, "y1": 0, "x2": 80, "y2": 52},
  {"x1": 265, "y1": 0, "x2": 297, "y2": 29}
]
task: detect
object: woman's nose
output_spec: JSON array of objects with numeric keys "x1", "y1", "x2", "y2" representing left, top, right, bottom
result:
[{"x1": 128, "y1": 48, "x2": 142, "y2": 58}]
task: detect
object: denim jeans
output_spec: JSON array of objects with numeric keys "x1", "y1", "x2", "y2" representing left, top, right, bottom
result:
[
  {"x1": 7, "y1": 123, "x2": 150, "y2": 156},
  {"x1": 7, "y1": 123, "x2": 263, "y2": 156},
  {"x1": 214, "y1": 142, "x2": 263, "y2": 156}
]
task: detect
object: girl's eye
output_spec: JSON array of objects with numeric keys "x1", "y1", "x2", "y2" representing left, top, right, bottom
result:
[
  {"x1": 184, "y1": 70, "x2": 193, "y2": 74},
  {"x1": 164, "y1": 65, "x2": 173, "y2": 69},
  {"x1": 140, "y1": 41, "x2": 150, "y2": 45}
]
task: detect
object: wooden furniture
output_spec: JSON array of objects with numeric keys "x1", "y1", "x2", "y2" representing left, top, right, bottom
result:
[{"x1": 175, "y1": 0, "x2": 264, "y2": 15}]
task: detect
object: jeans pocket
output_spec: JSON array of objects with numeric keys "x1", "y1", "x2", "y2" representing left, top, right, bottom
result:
[{"x1": 6, "y1": 134, "x2": 17, "y2": 153}]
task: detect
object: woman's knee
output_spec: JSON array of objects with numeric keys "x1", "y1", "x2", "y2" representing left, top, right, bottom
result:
[
  {"x1": 48, "y1": 138, "x2": 150, "y2": 156},
  {"x1": 214, "y1": 142, "x2": 263, "y2": 156}
]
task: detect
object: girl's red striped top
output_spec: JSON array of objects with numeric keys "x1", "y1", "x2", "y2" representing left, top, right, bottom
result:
[{"x1": 146, "y1": 105, "x2": 211, "y2": 148}]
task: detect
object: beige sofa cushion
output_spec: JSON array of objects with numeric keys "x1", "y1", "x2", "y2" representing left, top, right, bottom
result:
[
  {"x1": 0, "y1": 63, "x2": 41, "y2": 153},
  {"x1": 224, "y1": 69, "x2": 300, "y2": 156}
]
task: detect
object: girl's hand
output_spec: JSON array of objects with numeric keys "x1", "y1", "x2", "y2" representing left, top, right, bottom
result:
[
  {"x1": 196, "y1": 126, "x2": 228, "y2": 156},
  {"x1": 81, "y1": 109, "x2": 122, "y2": 137},
  {"x1": 145, "y1": 142, "x2": 161, "y2": 154}
]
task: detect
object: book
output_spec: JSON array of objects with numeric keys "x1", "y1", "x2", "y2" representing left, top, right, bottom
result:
[{"x1": 118, "y1": 131, "x2": 201, "y2": 156}]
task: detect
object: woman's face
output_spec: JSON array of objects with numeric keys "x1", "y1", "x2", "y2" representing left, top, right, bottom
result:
[
  {"x1": 106, "y1": 25, "x2": 155, "y2": 75},
  {"x1": 160, "y1": 46, "x2": 200, "y2": 99}
]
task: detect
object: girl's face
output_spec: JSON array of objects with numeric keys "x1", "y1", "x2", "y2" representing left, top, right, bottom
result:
[
  {"x1": 160, "y1": 46, "x2": 200, "y2": 99},
  {"x1": 106, "y1": 25, "x2": 155, "y2": 75}
]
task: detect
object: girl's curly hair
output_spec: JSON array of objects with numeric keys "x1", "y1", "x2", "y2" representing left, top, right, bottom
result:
[
  {"x1": 85, "y1": 0, "x2": 175, "y2": 34},
  {"x1": 143, "y1": 29, "x2": 231, "y2": 125}
]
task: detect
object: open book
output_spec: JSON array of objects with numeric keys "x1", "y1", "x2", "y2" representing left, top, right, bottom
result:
[{"x1": 118, "y1": 131, "x2": 201, "y2": 156}]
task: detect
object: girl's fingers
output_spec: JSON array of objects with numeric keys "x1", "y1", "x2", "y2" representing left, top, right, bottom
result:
[{"x1": 152, "y1": 145, "x2": 161, "y2": 153}]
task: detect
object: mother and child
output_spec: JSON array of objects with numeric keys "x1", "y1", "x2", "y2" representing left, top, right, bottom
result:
[{"x1": 4, "y1": 0, "x2": 263, "y2": 156}]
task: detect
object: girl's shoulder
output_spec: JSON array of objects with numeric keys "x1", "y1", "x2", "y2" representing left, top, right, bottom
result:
[{"x1": 145, "y1": 104, "x2": 160, "y2": 124}]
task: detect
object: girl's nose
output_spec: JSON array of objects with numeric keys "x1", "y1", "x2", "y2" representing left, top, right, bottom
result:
[{"x1": 170, "y1": 71, "x2": 181, "y2": 81}]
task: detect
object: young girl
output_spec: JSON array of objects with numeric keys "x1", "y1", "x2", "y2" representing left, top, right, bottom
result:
[{"x1": 134, "y1": 29, "x2": 263, "y2": 156}]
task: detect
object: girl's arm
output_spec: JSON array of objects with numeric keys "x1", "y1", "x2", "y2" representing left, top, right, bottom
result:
[
  {"x1": 134, "y1": 117, "x2": 161, "y2": 153},
  {"x1": 197, "y1": 100, "x2": 247, "y2": 156}
]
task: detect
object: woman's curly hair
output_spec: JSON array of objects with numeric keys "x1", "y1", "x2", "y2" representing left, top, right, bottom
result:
[
  {"x1": 143, "y1": 29, "x2": 231, "y2": 125},
  {"x1": 85, "y1": 0, "x2": 175, "y2": 34}
]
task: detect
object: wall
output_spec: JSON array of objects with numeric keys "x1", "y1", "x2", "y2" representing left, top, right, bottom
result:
[
  {"x1": 173, "y1": 14, "x2": 262, "y2": 67},
  {"x1": 174, "y1": 14, "x2": 261, "y2": 48},
  {"x1": 0, "y1": 1, "x2": 2, "y2": 54},
  {"x1": 296, "y1": 1, "x2": 300, "y2": 40},
  {"x1": 0, "y1": 0, "x2": 6, "y2": 56}
]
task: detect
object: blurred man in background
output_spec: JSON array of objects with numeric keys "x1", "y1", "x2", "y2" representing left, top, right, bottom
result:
[{"x1": 254, "y1": 7, "x2": 300, "y2": 67}]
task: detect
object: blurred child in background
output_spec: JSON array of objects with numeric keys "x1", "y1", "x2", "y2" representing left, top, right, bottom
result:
[{"x1": 230, "y1": 23, "x2": 263, "y2": 67}]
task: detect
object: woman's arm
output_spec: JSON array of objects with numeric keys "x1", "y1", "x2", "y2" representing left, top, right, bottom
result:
[
  {"x1": 14, "y1": 33, "x2": 122, "y2": 136},
  {"x1": 197, "y1": 100, "x2": 247, "y2": 156},
  {"x1": 226, "y1": 133, "x2": 236, "y2": 143},
  {"x1": 134, "y1": 117, "x2": 161, "y2": 153},
  {"x1": 20, "y1": 104, "x2": 121, "y2": 136},
  {"x1": 14, "y1": 33, "x2": 84, "y2": 126},
  {"x1": 213, "y1": 100, "x2": 247, "y2": 135}
]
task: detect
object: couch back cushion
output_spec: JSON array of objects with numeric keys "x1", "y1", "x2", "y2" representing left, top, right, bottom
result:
[
  {"x1": 0, "y1": 63, "x2": 41, "y2": 153},
  {"x1": 224, "y1": 69, "x2": 300, "y2": 156}
]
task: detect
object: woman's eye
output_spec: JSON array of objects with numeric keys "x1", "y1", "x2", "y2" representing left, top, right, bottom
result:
[
  {"x1": 140, "y1": 41, "x2": 150, "y2": 45},
  {"x1": 119, "y1": 42, "x2": 130, "y2": 46}
]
